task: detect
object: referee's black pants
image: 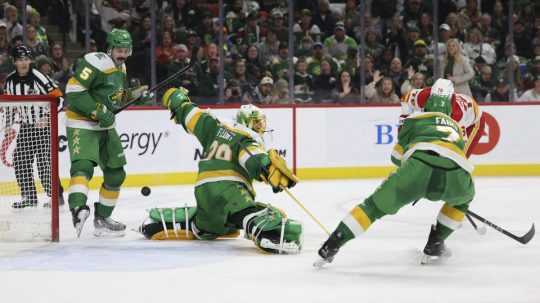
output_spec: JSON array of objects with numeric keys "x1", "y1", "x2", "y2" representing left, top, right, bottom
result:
[{"x1": 13, "y1": 124, "x2": 51, "y2": 203}]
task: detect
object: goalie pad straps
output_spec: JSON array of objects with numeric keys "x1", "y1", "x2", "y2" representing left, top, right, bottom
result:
[{"x1": 242, "y1": 207, "x2": 294, "y2": 254}]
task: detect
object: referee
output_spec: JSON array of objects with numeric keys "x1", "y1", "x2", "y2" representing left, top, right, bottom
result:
[{"x1": 3, "y1": 45, "x2": 64, "y2": 208}]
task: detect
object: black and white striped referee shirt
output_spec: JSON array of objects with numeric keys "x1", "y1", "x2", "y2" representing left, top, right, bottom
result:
[{"x1": 3, "y1": 68, "x2": 61, "y2": 125}]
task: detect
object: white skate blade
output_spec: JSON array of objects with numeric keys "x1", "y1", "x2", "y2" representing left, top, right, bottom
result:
[
  {"x1": 259, "y1": 238, "x2": 300, "y2": 254},
  {"x1": 75, "y1": 209, "x2": 90, "y2": 238},
  {"x1": 93, "y1": 227, "x2": 126, "y2": 238},
  {"x1": 420, "y1": 249, "x2": 452, "y2": 265},
  {"x1": 313, "y1": 258, "x2": 331, "y2": 268}
]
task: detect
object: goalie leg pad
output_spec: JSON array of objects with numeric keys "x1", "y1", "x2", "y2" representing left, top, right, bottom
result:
[
  {"x1": 242, "y1": 204, "x2": 303, "y2": 254},
  {"x1": 140, "y1": 206, "x2": 240, "y2": 240}
]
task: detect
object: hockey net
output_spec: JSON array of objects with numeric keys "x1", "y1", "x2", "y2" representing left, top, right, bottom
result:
[{"x1": 0, "y1": 96, "x2": 59, "y2": 241}]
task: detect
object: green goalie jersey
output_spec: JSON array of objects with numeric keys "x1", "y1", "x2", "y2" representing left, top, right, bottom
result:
[
  {"x1": 172, "y1": 100, "x2": 271, "y2": 197},
  {"x1": 391, "y1": 112, "x2": 474, "y2": 173},
  {"x1": 65, "y1": 52, "x2": 127, "y2": 130}
]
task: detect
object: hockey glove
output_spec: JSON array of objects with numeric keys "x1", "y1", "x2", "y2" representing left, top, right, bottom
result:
[
  {"x1": 162, "y1": 87, "x2": 191, "y2": 112},
  {"x1": 262, "y1": 149, "x2": 299, "y2": 193},
  {"x1": 93, "y1": 104, "x2": 115, "y2": 128}
]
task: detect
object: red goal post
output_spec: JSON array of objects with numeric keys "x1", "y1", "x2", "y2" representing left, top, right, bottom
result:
[{"x1": 0, "y1": 95, "x2": 59, "y2": 242}]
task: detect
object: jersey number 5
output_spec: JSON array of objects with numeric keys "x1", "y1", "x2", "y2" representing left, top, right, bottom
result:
[
  {"x1": 79, "y1": 67, "x2": 93, "y2": 80},
  {"x1": 204, "y1": 141, "x2": 232, "y2": 161}
]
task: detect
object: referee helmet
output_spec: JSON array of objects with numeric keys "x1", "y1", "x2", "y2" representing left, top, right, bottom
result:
[{"x1": 11, "y1": 45, "x2": 33, "y2": 60}]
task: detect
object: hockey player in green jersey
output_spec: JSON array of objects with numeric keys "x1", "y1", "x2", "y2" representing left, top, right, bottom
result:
[
  {"x1": 315, "y1": 79, "x2": 475, "y2": 266},
  {"x1": 65, "y1": 29, "x2": 148, "y2": 237},
  {"x1": 138, "y1": 87, "x2": 303, "y2": 254}
]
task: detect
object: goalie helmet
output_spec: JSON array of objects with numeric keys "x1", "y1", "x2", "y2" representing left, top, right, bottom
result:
[
  {"x1": 235, "y1": 104, "x2": 266, "y2": 135},
  {"x1": 425, "y1": 78, "x2": 454, "y2": 115}
]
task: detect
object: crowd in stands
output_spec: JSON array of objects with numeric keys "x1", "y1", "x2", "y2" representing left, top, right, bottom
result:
[{"x1": 1, "y1": 0, "x2": 540, "y2": 105}]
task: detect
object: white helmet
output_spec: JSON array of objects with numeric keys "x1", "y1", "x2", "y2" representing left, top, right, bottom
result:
[
  {"x1": 430, "y1": 78, "x2": 454, "y2": 98},
  {"x1": 235, "y1": 104, "x2": 267, "y2": 135}
]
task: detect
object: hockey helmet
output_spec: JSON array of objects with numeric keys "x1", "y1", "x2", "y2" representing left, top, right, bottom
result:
[
  {"x1": 235, "y1": 104, "x2": 266, "y2": 135},
  {"x1": 107, "y1": 28, "x2": 133, "y2": 55},
  {"x1": 425, "y1": 78, "x2": 453, "y2": 115},
  {"x1": 11, "y1": 45, "x2": 33, "y2": 60}
]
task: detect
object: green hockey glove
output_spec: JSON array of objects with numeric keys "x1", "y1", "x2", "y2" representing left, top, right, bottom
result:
[
  {"x1": 93, "y1": 103, "x2": 115, "y2": 128},
  {"x1": 162, "y1": 87, "x2": 191, "y2": 111}
]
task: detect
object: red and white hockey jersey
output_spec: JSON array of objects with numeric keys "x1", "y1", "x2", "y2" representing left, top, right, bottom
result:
[{"x1": 401, "y1": 87, "x2": 485, "y2": 156}]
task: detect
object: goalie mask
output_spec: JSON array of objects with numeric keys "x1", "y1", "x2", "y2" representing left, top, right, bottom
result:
[
  {"x1": 425, "y1": 79, "x2": 454, "y2": 116},
  {"x1": 235, "y1": 104, "x2": 266, "y2": 135}
]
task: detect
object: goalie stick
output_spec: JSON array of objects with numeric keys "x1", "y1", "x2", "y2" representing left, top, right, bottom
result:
[
  {"x1": 466, "y1": 210, "x2": 535, "y2": 245},
  {"x1": 114, "y1": 62, "x2": 195, "y2": 114}
]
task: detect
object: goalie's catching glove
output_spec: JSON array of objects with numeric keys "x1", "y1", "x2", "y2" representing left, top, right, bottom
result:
[
  {"x1": 262, "y1": 149, "x2": 299, "y2": 193},
  {"x1": 162, "y1": 87, "x2": 191, "y2": 111}
]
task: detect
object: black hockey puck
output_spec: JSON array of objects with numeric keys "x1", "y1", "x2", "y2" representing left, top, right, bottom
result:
[{"x1": 141, "y1": 186, "x2": 151, "y2": 196}]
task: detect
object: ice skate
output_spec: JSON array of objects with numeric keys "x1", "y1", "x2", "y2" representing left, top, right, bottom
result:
[
  {"x1": 71, "y1": 205, "x2": 90, "y2": 238},
  {"x1": 314, "y1": 232, "x2": 341, "y2": 268},
  {"x1": 12, "y1": 199, "x2": 38, "y2": 209},
  {"x1": 93, "y1": 204, "x2": 126, "y2": 237},
  {"x1": 421, "y1": 225, "x2": 451, "y2": 265}
]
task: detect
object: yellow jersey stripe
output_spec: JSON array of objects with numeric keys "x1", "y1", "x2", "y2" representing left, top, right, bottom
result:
[
  {"x1": 350, "y1": 206, "x2": 372, "y2": 231},
  {"x1": 70, "y1": 176, "x2": 89, "y2": 186},
  {"x1": 187, "y1": 111, "x2": 202, "y2": 133},
  {"x1": 100, "y1": 187, "x2": 120, "y2": 199}
]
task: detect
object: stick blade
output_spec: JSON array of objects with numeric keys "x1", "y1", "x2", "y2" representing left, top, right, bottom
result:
[{"x1": 517, "y1": 223, "x2": 535, "y2": 245}]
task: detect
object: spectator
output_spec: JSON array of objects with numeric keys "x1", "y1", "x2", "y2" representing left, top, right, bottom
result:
[
  {"x1": 313, "y1": 0, "x2": 337, "y2": 38},
  {"x1": 523, "y1": 56, "x2": 540, "y2": 90},
  {"x1": 445, "y1": 12, "x2": 465, "y2": 41},
  {"x1": 167, "y1": 0, "x2": 199, "y2": 30},
  {"x1": 272, "y1": 78, "x2": 290, "y2": 104},
  {"x1": 230, "y1": 58, "x2": 252, "y2": 92},
  {"x1": 96, "y1": 0, "x2": 130, "y2": 33},
  {"x1": 0, "y1": 21, "x2": 9, "y2": 56},
  {"x1": 244, "y1": 11, "x2": 261, "y2": 45},
  {"x1": 196, "y1": 11, "x2": 215, "y2": 45},
  {"x1": 258, "y1": 30, "x2": 279, "y2": 66},
  {"x1": 360, "y1": 55, "x2": 376, "y2": 85},
  {"x1": 324, "y1": 21, "x2": 358, "y2": 62},
  {"x1": 401, "y1": 0, "x2": 427, "y2": 27},
  {"x1": 418, "y1": 13, "x2": 433, "y2": 40},
  {"x1": 470, "y1": 65, "x2": 496, "y2": 102},
  {"x1": 485, "y1": 77, "x2": 517, "y2": 102},
  {"x1": 25, "y1": 25, "x2": 48, "y2": 57},
  {"x1": 307, "y1": 42, "x2": 338, "y2": 77},
  {"x1": 195, "y1": 57, "x2": 220, "y2": 103},
  {"x1": 156, "y1": 31, "x2": 175, "y2": 66},
  {"x1": 245, "y1": 44, "x2": 265, "y2": 84},
  {"x1": 132, "y1": 15, "x2": 151, "y2": 52},
  {"x1": 430, "y1": 23, "x2": 453, "y2": 61},
  {"x1": 269, "y1": 10, "x2": 287, "y2": 42},
  {"x1": 161, "y1": 15, "x2": 178, "y2": 43},
  {"x1": 364, "y1": 29, "x2": 384, "y2": 60},
  {"x1": 386, "y1": 57, "x2": 407, "y2": 97},
  {"x1": 366, "y1": 72, "x2": 399, "y2": 104},
  {"x1": 313, "y1": 60, "x2": 337, "y2": 103},
  {"x1": 296, "y1": 35, "x2": 314, "y2": 57},
  {"x1": 224, "y1": 78, "x2": 243, "y2": 104},
  {"x1": 27, "y1": 8, "x2": 48, "y2": 48},
  {"x1": 478, "y1": 13, "x2": 500, "y2": 47},
  {"x1": 293, "y1": 9, "x2": 321, "y2": 42},
  {"x1": 332, "y1": 70, "x2": 359, "y2": 103},
  {"x1": 518, "y1": 75, "x2": 540, "y2": 102},
  {"x1": 294, "y1": 57, "x2": 314, "y2": 103},
  {"x1": 3, "y1": 4, "x2": 22, "y2": 40},
  {"x1": 463, "y1": 27, "x2": 496, "y2": 65},
  {"x1": 35, "y1": 54, "x2": 53, "y2": 78},
  {"x1": 405, "y1": 39, "x2": 434, "y2": 84},
  {"x1": 270, "y1": 43, "x2": 294, "y2": 80},
  {"x1": 401, "y1": 70, "x2": 426, "y2": 95},
  {"x1": 458, "y1": 0, "x2": 481, "y2": 30},
  {"x1": 49, "y1": 41, "x2": 71, "y2": 89},
  {"x1": 167, "y1": 44, "x2": 196, "y2": 93},
  {"x1": 243, "y1": 76, "x2": 274, "y2": 104},
  {"x1": 513, "y1": 19, "x2": 533, "y2": 59},
  {"x1": 440, "y1": 38, "x2": 475, "y2": 96}
]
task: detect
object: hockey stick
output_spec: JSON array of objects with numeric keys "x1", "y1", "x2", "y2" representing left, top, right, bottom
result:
[
  {"x1": 466, "y1": 210, "x2": 535, "y2": 244},
  {"x1": 114, "y1": 62, "x2": 195, "y2": 114},
  {"x1": 465, "y1": 212, "x2": 486, "y2": 235}
]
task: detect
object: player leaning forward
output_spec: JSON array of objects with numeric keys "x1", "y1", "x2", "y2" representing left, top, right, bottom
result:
[
  {"x1": 316, "y1": 79, "x2": 475, "y2": 266},
  {"x1": 139, "y1": 87, "x2": 303, "y2": 253},
  {"x1": 65, "y1": 29, "x2": 147, "y2": 237}
]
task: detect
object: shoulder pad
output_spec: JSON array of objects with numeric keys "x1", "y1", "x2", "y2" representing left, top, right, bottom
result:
[
  {"x1": 83, "y1": 52, "x2": 116, "y2": 72},
  {"x1": 220, "y1": 119, "x2": 265, "y2": 146}
]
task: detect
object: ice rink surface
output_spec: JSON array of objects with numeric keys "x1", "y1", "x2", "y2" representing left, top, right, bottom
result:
[{"x1": 1, "y1": 177, "x2": 539, "y2": 303}]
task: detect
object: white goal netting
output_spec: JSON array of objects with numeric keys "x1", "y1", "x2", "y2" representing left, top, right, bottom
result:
[{"x1": 0, "y1": 98, "x2": 58, "y2": 241}]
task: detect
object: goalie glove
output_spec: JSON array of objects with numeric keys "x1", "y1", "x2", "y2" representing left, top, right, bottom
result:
[
  {"x1": 162, "y1": 87, "x2": 191, "y2": 111},
  {"x1": 262, "y1": 149, "x2": 299, "y2": 193}
]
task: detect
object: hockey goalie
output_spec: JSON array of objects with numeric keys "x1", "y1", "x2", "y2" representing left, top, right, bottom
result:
[{"x1": 138, "y1": 87, "x2": 302, "y2": 254}]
